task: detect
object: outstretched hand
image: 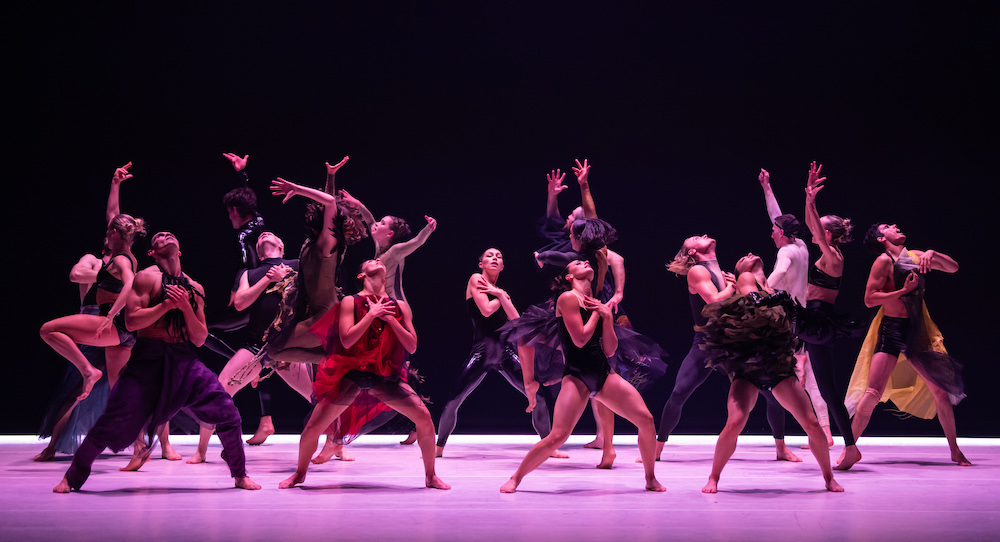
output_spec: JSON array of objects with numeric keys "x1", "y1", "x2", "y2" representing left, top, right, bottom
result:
[
  {"x1": 758, "y1": 168, "x2": 770, "y2": 187},
  {"x1": 112, "y1": 162, "x2": 133, "y2": 184},
  {"x1": 425, "y1": 215, "x2": 437, "y2": 231},
  {"x1": 270, "y1": 178, "x2": 299, "y2": 203},
  {"x1": 326, "y1": 156, "x2": 349, "y2": 176},
  {"x1": 573, "y1": 159, "x2": 591, "y2": 185},
  {"x1": 547, "y1": 169, "x2": 568, "y2": 195},
  {"x1": 223, "y1": 153, "x2": 249, "y2": 172},
  {"x1": 807, "y1": 161, "x2": 825, "y2": 188},
  {"x1": 337, "y1": 188, "x2": 360, "y2": 206}
]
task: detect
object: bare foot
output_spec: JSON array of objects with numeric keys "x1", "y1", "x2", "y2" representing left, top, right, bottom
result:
[
  {"x1": 311, "y1": 440, "x2": 340, "y2": 464},
  {"x1": 500, "y1": 478, "x2": 519, "y2": 493},
  {"x1": 596, "y1": 450, "x2": 617, "y2": 469},
  {"x1": 278, "y1": 472, "x2": 306, "y2": 489},
  {"x1": 583, "y1": 437, "x2": 603, "y2": 449},
  {"x1": 550, "y1": 449, "x2": 570, "y2": 459},
  {"x1": 426, "y1": 475, "x2": 451, "y2": 490},
  {"x1": 776, "y1": 447, "x2": 803, "y2": 462},
  {"x1": 186, "y1": 449, "x2": 207, "y2": 464},
  {"x1": 834, "y1": 446, "x2": 862, "y2": 470},
  {"x1": 637, "y1": 440, "x2": 664, "y2": 463},
  {"x1": 121, "y1": 445, "x2": 152, "y2": 471},
  {"x1": 246, "y1": 426, "x2": 275, "y2": 446},
  {"x1": 702, "y1": 477, "x2": 719, "y2": 493},
  {"x1": 800, "y1": 428, "x2": 835, "y2": 449},
  {"x1": 78, "y1": 369, "x2": 103, "y2": 401},
  {"x1": 235, "y1": 476, "x2": 262, "y2": 490},
  {"x1": 826, "y1": 477, "x2": 845, "y2": 492},
  {"x1": 400, "y1": 431, "x2": 417, "y2": 445},
  {"x1": 161, "y1": 443, "x2": 182, "y2": 461},
  {"x1": 53, "y1": 477, "x2": 71, "y2": 493},
  {"x1": 836, "y1": 447, "x2": 847, "y2": 465},
  {"x1": 953, "y1": 450, "x2": 972, "y2": 466},
  {"x1": 34, "y1": 447, "x2": 56, "y2": 462},
  {"x1": 435, "y1": 445, "x2": 444, "y2": 458},
  {"x1": 646, "y1": 477, "x2": 667, "y2": 492},
  {"x1": 335, "y1": 447, "x2": 355, "y2": 462}
]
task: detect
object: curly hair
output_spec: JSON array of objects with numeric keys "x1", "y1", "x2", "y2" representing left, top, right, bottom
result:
[
  {"x1": 822, "y1": 214, "x2": 854, "y2": 246},
  {"x1": 223, "y1": 187, "x2": 258, "y2": 218},
  {"x1": 384, "y1": 216, "x2": 412, "y2": 246}
]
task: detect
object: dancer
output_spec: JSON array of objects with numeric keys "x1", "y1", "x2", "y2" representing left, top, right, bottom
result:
[
  {"x1": 758, "y1": 168, "x2": 834, "y2": 449},
  {"x1": 844, "y1": 222, "x2": 969, "y2": 466},
  {"x1": 35, "y1": 251, "x2": 111, "y2": 461},
  {"x1": 54, "y1": 231, "x2": 260, "y2": 492},
  {"x1": 278, "y1": 260, "x2": 450, "y2": 490},
  {"x1": 40, "y1": 162, "x2": 144, "y2": 400},
  {"x1": 265, "y1": 158, "x2": 367, "y2": 365},
  {"x1": 436, "y1": 248, "x2": 554, "y2": 457},
  {"x1": 698, "y1": 254, "x2": 843, "y2": 493},
  {"x1": 795, "y1": 164, "x2": 862, "y2": 468},
  {"x1": 500, "y1": 260, "x2": 665, "y2": 493},
  {"x1": 188, "y1": 232, "x2": 314, "y2": 462},
  {"x1": 653, "y1": 235, "x2": 792, "y2": 461}
]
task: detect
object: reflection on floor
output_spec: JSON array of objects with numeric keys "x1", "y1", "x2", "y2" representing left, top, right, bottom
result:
[{"x1": 2, "y1": 434, "x2": 998, "y2": 542}]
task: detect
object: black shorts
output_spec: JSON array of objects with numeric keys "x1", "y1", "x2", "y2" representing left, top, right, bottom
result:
[{"x1": 875, "y1": 316, "x2": 909, "y2": 357}]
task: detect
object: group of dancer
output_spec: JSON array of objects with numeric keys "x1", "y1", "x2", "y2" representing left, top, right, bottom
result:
[{"x1": 37, "y1": 155, "x2": 969, "y2": 495}]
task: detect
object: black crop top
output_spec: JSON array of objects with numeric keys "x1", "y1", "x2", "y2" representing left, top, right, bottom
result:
[{"x1": 808, "y1": 264, "x2": 841, "y2": 290}]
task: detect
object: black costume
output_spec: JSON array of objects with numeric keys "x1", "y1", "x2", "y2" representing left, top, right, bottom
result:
[
  {"x1": 436, "y1": 297, "x2": 552, "y2": 447},
  {"x1": 558, "y1": 306, "x2": 612, "y2": 394},
  {"x1": 657, "y1": 263, "x2": 786, "y2": 442}
]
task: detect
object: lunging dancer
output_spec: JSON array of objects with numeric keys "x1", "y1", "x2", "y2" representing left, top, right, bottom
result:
[
  {"x1": 54, "y1": 231, "x2": 260, "y2": 492},
  {"x1": 698, "y1": 254, "x2": 843, "y2": 493},
  {"x1": 278, "y1": 259, "x2": 449, "y2": 490},
  {"x1": 435, "y1": 248, "x2": 554, "y2": 457},
  {"x1": 500, "y1": 260, "x2": 665, "y2": 493},
  {"x1": 845, "y1": 221, "x2": 969, "y2": 466}
]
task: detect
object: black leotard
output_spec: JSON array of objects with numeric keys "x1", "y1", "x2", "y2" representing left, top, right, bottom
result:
[{"x1": 558, "y1": 305, "x2": 611, "y2": 395}]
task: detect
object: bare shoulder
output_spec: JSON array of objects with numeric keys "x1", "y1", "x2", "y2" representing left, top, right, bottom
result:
[
  {"x1": 133, "y1": 266, "x2": 160, "y2": 289},
  {"x1": 184, "y1": 274, "x2": 206, "y2": 297}
]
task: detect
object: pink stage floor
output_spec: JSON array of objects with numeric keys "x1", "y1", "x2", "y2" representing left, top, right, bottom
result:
[{"x1": 2, "y1": 434, "x2": 998, "y2": 541}]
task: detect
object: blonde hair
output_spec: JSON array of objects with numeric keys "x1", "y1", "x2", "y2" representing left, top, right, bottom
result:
[
  {"x1": 109, "y1": 214, "x2": 147, "y2": 246},
  {"x1": 822, "y1": 215, "x2": 854, "y2": 245},
  {"x1": 666, "y1": 239, "x2": 698, "y2": 275}
]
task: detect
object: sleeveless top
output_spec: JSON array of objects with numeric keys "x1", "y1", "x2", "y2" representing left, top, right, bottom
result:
[
  {"x1": 808, "y1": 264, "x2": 842, "y2": 290},
  {"x1": 467, "y1": 296, "x2": 507, "y2": 343},
  {"x1": 689, "y1": 261, "x2": 724, "y2": 327}
]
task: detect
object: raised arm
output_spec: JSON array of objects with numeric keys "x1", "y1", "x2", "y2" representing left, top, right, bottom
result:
[
  {"x1": 573, "y1": 158, "x2": 598, "y2": 218},
  {"x1": 758, "y1": 168, "x2": 783, "y2": 223},
  {"x1": 545, "y1": 169, "x2": 568, "y2": 219},
  {"x1": 222, "y1": 152, "x2": 251, "y2": 187},
  {"x1": 106, "y1": 162, "x2": 132, "y2": 224},
  {"x1": 338, "y1": 189, "x2": 375, "y2": 229},
  {"x1": 271, "y1": 177, "x2": 339, "y2": 256},
  {"x1": 803, "y1": 162, "x2": 842, "y2": 266},
  {"x1": 383, "y1": 216, "x2": 437, "y2": 260},
  {"x1": 324, "y1": 156, "x2": 349, "y2": 195}
]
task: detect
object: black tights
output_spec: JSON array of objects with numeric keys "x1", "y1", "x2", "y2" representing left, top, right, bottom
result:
[
  {"x1": 657, "y1": 337, "x2": 785, "y2": 442},
  {"x1": 805, "y1": 341, "x2": 855, "y2": 446},
  {"x1": 436, "y1": 343, "x2": 551, "y2": 447}
]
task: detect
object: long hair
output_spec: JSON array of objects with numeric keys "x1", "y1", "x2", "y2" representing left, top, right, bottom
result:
[
  {"x1": 822, "y1": 214, "x2": 854, "y2": 246},
  {"x1": 666, "y1": 239, "x2": 697, "y2": 275}
]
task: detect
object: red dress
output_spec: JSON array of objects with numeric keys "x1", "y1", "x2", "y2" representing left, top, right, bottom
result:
[{"x1": 309, "y1": 294, "x2": 409, "y2": 441}]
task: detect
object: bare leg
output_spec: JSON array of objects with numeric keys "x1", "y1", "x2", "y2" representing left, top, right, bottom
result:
[
  {"x1": 584, "y1": 398, "x2": 604, "y2": 449},
  {"x1": 849, "y1": 352, "x2": 899, "y2": 457},
  {"x1": 798, "y1": 352, "x2": 834, "y2": 448},
  {"x1": 279, "y1": 392, "x2": 357, "y2": 489},
  {"x1": 35, "y1": 397, "x2": 80, "y2": 462},
  {"x1": 594, "y1": 374, "x2": 665, "y2": 491},
  {"x1": 105, "y1": 345, "x2": 132, "y2": 389},
  {"x1": 501, "y1": 376, "x2": 590, "y2": 493},
  {"x1": 312, "y1": 435, "x2": 354, "y2": 463},
  {"x1": 400, "y1": 431, "x2": 418, "y2": 445},
  {"x1": 703, "y1": 380, "x2": 758, "y2": 493},
  {"x1": 370, "y1": 384, "x2": 450, "y2": 489},
  {"x1": 247, "y1": 415, "x2": 276, "y2": 446},
  {"x1": 39, "y1": 315, "x2": 121, "y2": 400},
  {"x1": 595, "y1": 401, "x2": 616, "y2": 468},
  {"x1": 771, "y1": 379, "x2": 843, "y2": 491},
  {"x1": 187, "y1": 425, "x2": 213, "y2": 464},
  {"x1": 907, "y1": 362, "x2": 971, "y2": 466},
  {"x1": 158, "y1": 423, "x2": 181, "y2": 460}
]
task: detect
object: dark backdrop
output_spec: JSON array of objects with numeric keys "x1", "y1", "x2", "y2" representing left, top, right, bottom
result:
[{"x1": 4, "y1": 3, "x2": 997, "y2": 438}]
